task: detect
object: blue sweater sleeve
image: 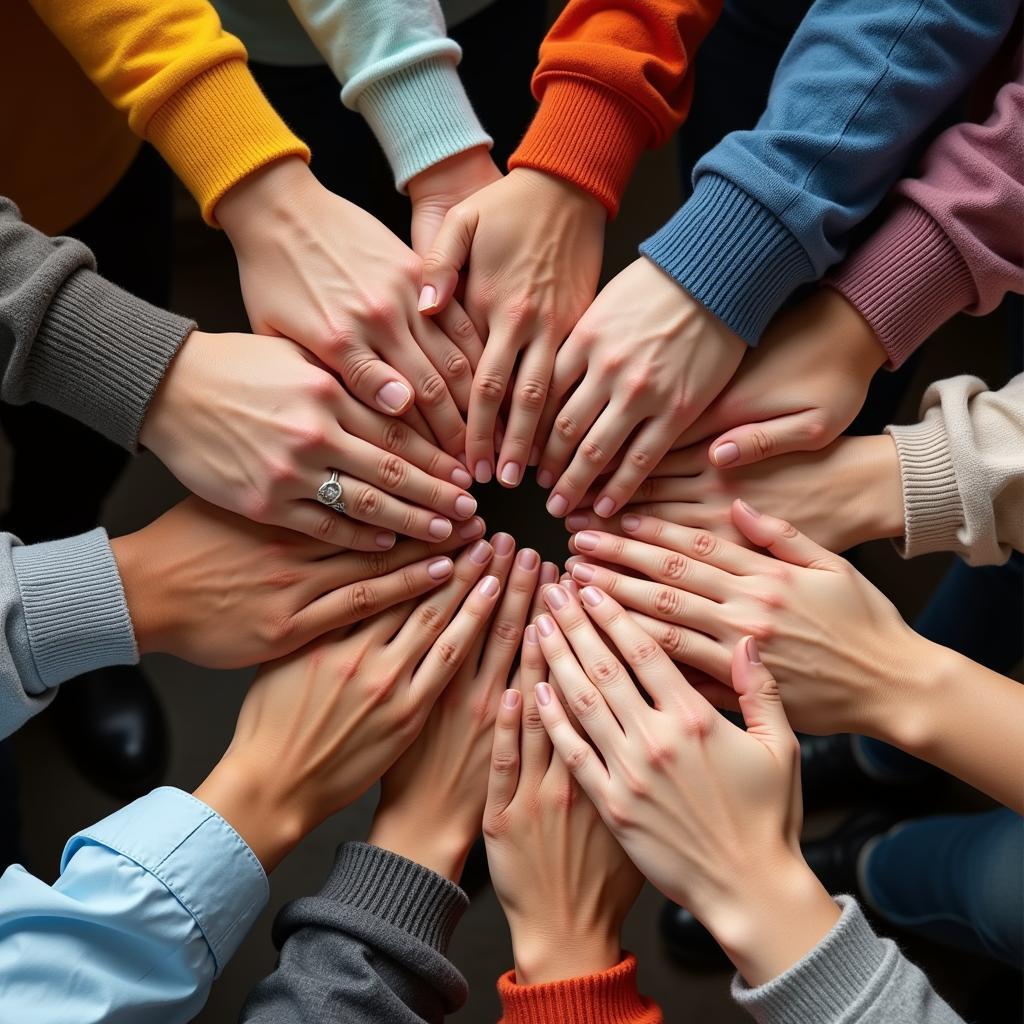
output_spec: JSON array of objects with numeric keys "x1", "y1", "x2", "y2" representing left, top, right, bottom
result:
[{"x1": 640, "y1": 0, "x2": 1020, "y2": 344}]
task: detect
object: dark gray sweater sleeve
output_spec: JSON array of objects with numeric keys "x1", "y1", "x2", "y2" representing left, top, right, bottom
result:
[
  {"x1": 0, "y1": 196, "x2": 194, "y2": 451},
  {"x1": 731, "y1": 896, "x2": 964, "y2": 1024},
  {"x1": 241, "y1": 843, "x2": 469, "y2": 1024}
]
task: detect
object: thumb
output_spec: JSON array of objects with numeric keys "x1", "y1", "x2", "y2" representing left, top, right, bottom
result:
[
  {"x1": 730, "y1": 499, "x2": 844, "y2": 571},
  {"x1": 732, "y1": 636, "x2": 795, "y2": 756},
  {"x1": 707, "y1": 410, "x2": 828, "y2": 469},
  {"x1": 333, "y1": 343, "x2": 415, "y2": 416},
  {"x1": 419, "y1": 206, "x2": 478, "y2": 316}
]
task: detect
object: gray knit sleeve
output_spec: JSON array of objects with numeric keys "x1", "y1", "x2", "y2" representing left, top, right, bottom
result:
[
  {"x1": 0, "y1": 195, "x2": 194, "y2": 451},
  {"x1": 241, "y1": 842, "x2": 469, "y2": 1024},
  {"x1": 731, "y1": 896, "x2": 964, "y2": 1024}
]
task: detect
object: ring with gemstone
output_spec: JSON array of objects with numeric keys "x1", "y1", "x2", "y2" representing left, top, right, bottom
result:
[{"x1": 315, "y1": 469, "x2": 346, "y2": 514}]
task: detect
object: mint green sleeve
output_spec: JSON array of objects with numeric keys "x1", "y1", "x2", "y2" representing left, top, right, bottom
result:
[{"x1": 286, "y1": 0, "x2": 493, "y2": 189}]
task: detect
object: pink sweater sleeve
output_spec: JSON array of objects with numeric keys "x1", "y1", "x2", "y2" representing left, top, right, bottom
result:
[{"x1": 829, "y1": 44, "x2": 1024, "y2": 368}]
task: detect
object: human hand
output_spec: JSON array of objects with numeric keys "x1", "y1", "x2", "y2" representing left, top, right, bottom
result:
[
  {"x1": 532, "y1": 588, "x2": 840, "y2": 986},
  {"x1": 483, "y1": 612, "x2": 642, "y2": 985},
  {"x1": 193, "y1": 539, "x2": 504, "y2": 872},
  {"x1": 673, "y1": 288, "x2": 886, "y2": 468},
  {"x1": 535, "y1": 257, "x2": 745, "y2": 519},
  {"x1": 215, "y1": 157, "x2": 483, "y2": 454},
  {"x1": 368, "y1": 536, "x2": 547, "y2": 881},
  {"x1": 140, "y1": 330, "x2": 479, "y2": 545},
  {"x1": 111, "y1": 496, "x2": 484, "y2": 669},
  {"x1": 418, "y1": 168, "x2": 606, "y2": 485}
]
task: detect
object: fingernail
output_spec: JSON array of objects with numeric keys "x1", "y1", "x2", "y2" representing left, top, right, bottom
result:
[
  {"x1": 457, "y1": 517, "x2": 483, "y2": 539},
  {"x1": 572, "y1": 563, "x2": 595, "y2": 583},
  {"x1": 535, "y1": 682, "x2": 552, "y2": 706},
  {"x1": 544, "y1": 585, "x2": 568, "y2": 611},
  {"x1": 418, "y1": 284, "x2": 437, "y2": 312},
  {"x1": 428, "y1": 557, "x2": 453, "y2": 580},
  {"x1": 451, "y1": 466, "x2": 473, "y2": 488},
  {"x1": 517, "y1": 548, "x2": 539, "y2": 570},
  {"x1": 581, "y1": 586, "x2": 604, "y2": 607},
  {"x1": 536, "y1": 469, "x2": 553, "y2": 489},
  {"x1": 376, "y1": 381, "x2": 412, "y2": 413},
  {"x1": 375, "y1": 531, "x2": 396, "y2": 549},
  {"x1": 470, "y1": 540, "x2": 492, "y2": 564},
  {"x1": 454, "y1": 495, "x2": 477, "y2": 519},
  {"x1": 621, "y1": 514, "x2": 641, "y2": 532},
  {"x1": 503, "y1": 688, "x2": 520, "y2": 709},
  {"x1": 541, "y1": 562, "x2": 559, "y2": 584},
  {"x1": 562, "y1": 579, "x2": 578, "y2": 596},
  {"x1": 594, "y1": 496, "x2": 616, "y2": 518},
  {"x1": 500, "y1": 461, "x2": 522, "y2": 486},
  {"x1": 474, "y1": 460, "x2": 492, "y2": 484},
  {"x1": 746, "y1": 635, "x2": 762, "y2": 664},
  {"x1": 536, "y1": 614, "x2": 555, "y2": 638},
  {"x1": 574, "y1": 531, "x2": 599, "y2": 552},
  {"x1": 739, "y1": 499, "x2": 762, "y2": 518},
  {"x1": 547, "y1": 493, "x2": 568, "y2": 517},
  {"x1": 493, "y1": 533, "x2": 514, "y2": 556},
  {"x1": 713, "y1": 441, "x2": 740, "y2": 466},
  {"x1": 524, "y1": 624, "x2": 538, "y2": 645},
  {"x1": 528, "y1": 446, "x2": 540, "y2": 466},
  {"x1": 566, "y1": 513, "x2": 589, "y2": 531},
  {"x1": 479, "y1": 574, "x2": 499, "y2": 597},
  {"x1": 429, "y1": 517, "x2": 452, "y2": 539}
]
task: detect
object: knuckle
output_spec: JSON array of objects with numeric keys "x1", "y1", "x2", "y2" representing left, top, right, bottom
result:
[
  {"x1": 631, "y1": 636, "x2": 660, "y2": 666},
  {"x1": 554, "y1": 413, "x2": 578, "y2": 442},
  {"x1": 604, "y1": 798, "x2": 633, "y2": 831},
  {"x1": 571, "y1": 688, "x2": 600, "y2": 719},
  {"x1": 359, "y1": 551, "x2": 390, "y2": 576},
  {"x1": 474, "y1": 371, "x2": 506, "y2": 403},
  {"x1": 382, "y1": 420, "x2": 410, "y2": 454},
  {"x1": 522, "y1": 702, "x2": 545, "y2": 733},
  {"x1": 660, "y1": 554, "x2": 689, "y2": 581},
  {"x1": 547, "y1": 780, "x2": 577, "y2": 811},
  {"x1": 516, "y1": 377, "x2": 548, "y2": 411},
  {"x1": 681, "y1": 707, "x2": 713, "y2": 739},
  {"x1": 443, "y1": 350, "x2": 471, "y2": 380},
  {"x1": 751, "y1": 429, "x2": 775, "y2": 460},
  {"x1": 435, "y1": 639, "x2": 459, "y2": 666},
  {"x1": 564, "y1": 743, "x2": 591, "y2": 776},
  {"x1": 305, "y1": 369, "x2": 340, "y2": 403},
  {"x1": 345, "y1": 583, "x2": 380, "y2": 619},
  {"x1": 361, "y1": 296, "x2": 399, "y2": 327},
  {"x1": 690, "y1": 531, "x2": 718, "y2": 558},
  {"x1": 353, "y1": 486, "x2": 383, "y2": 518},
  {"x1": 313, "y1": 512, "x2": 340, "y2": 543},
  {"x1": 446, "y1": 315, "x2": 477, "y2": 343},
  {"x1": 491, "y1": 749, "x2": 519, "y2": 775},
  {"x1": 590, "y1": 657, "x2": 621, "y2": 685},
  {"x1": 419, "y1": 372, "x2": 448, "y2": 406},
  {"x1": 492, "y1": 619, "x2": 523, "y2": 647},
  {"x1": 653, "y1": 587, "x2": 683, "y2": 617},
  {"x1": 377, "y1": 454, "x2": 408, "y2": 489},
  {"x1": 580, "y1": 440, "x2": 607, "y2": 466}
]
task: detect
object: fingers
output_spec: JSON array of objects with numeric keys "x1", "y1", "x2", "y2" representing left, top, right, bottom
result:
[
  {"x1": 589, "y1": 415, "x2": 681, "y2": 518},
  {"x1": 532, "y1": 561, "x2": 560, "y2": 618},
  {"x1": 434, "y1": 298, "x2": 485, "y2": 374},
  {"x1": 625, "y1": 610, "x2": 732, "y2": 682},
  {"x1": 410, "y1": 315, "x2": 476, "y2": 414},
  {"x1": 465, "y1": 328, "x2": 521, "y2": 482},
  {"x1": 331, "y1": 339, "x2": 416, "y2": 416},
  {"x1": 533, "y1": 680, "x2": 610, "y2": 798},
  {"x1": 478, "y1": 546, "x2": 541, "y2": 681},
  {"x1": 538, "y1": 382, "x2": 606, "y2": 513},
  {"x1": 483, "y1": 688, "x2": 522, "y2": 826},
  {"x1": 420, "y1": 206, "x2": 477, "y2": 315},
  {"x1": 644, "y1": 444, "x2": 711, "y2": 480},
  {"x1": 515, "y1": 667, "x2": 554, "y2": 791},
  {"x1": 708, "y1": 410, "x2": 829, "y2": 469},
  {"x1": 496, "y1": 341, "x2": 558, "y2": 488},
  {"x1": 279, "y1": 502, "x2": 397, "y2": 550},
  {"x1": 730, "y1": 500, "x2": 845, "y2": 571},
  {"x1": 732, "y1": 636, "x2": 797, "y2": 759},
  {"x1": 324, "y1": 472, "x2": 453, "y2": 542}
]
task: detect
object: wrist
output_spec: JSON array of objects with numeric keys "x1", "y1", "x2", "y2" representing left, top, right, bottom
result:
[
  {"x1": 510, "y1": 917, "x2": 621, "y2": 985},
  {"x1": 408, "y1": 145, "x2": 500, "y2": 206},
  {"x1": 833, "y1": 435, "x2": 905, "y2": 547},
  {"x1": 510, "y1": 167, "x2": 606, "y2": 222},
  {"x1": 215, "y1": 156, "x2": 316, "y2": 241},
  {"x1": 367, "y1": 807, "x2": 474, "y2": 884},
  {"x1": 110, "y1": 531, "x2": 166, "y2": 657},
  {"x1": 138, "y1": 328, "x2": 205, "y2": 456}
]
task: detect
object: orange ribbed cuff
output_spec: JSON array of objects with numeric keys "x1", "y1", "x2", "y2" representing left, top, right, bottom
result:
[
  {"x1": 497, "y1": 954, "x2": 662, "y2": 1024},
  {"x1": 146, "y1": 58, "x2": 310, "y2": 226},
  {"x1": 509, "y1": 77, "x2": 653, "y2": 218}
]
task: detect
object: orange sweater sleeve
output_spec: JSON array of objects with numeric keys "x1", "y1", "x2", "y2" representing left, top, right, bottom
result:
[
  {"x1": 29, "y1": 0, "x2": 309, "y2": 225},
  {"x1": 509, "y1": 0, "x2": 722, "y2": 217},
  {"x1": 497, "y1": 954, "x2": 664, "y2": 1024}
]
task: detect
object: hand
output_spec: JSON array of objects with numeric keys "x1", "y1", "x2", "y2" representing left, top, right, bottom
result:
[
  {"x1": 483, "y1": 616, "x2": 642, "y2": 985},
  {"x1": 674, "y1": 288, "x2": 886, "y2": 468},
  {"x1": 535, "y1": 257, "x2": 746, "y2": 519},
  {"x1": 215, "y1": 157, "x2": 484, "y2": 455},
  {"x1": 532, "y1": 584, "x2": 840, "y2": 986},
  {"x1": 419, "y1": 168, "x2": 606, "y2": 485},
  {"x1": 193, "y1": 539, "x2": 504, "y2": 872},
  {"x1": 407, "y1": 146, "x2": 503, "y2": 256},
  {"x1": 567, "y1": 434, "x2": 905, "y2": 553},
  {"x1": 140, "y1": 330, "x2": 479, "y2": 545},
  {"x1": 368, "y1": 536, "x2": 547, "y2": 881},
  {"x1": 111, "y1": 496, "x2": 484, "y2": 668}
]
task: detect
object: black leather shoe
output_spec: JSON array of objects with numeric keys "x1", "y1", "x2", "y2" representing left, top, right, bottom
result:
[
  {"x1": 802, "y1": 809, "x2": 906, "y2": 897},
  {"x1": 51, "y1": 665, "x2": 169, "y2": 799},
  {"x1": 658, "y1": 900, "x2": 731, "y2": 969}
]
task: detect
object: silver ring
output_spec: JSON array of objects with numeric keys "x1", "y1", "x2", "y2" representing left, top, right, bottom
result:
[{"x1": 316, "y1": 469, "x2": 346, "y2": 514}]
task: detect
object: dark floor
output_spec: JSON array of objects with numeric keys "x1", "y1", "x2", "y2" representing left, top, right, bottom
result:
[{"x1": 5, "y1": 136, "x2": 1022, "y2": 1022}]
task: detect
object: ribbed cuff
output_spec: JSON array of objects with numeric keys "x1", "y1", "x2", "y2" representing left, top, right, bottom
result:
[
  {"x1": 355, "y1": 56, "x2": 493, "y2": 191},
  {"x1": 640, "y1": 174, "x2": 813, "y2": 344},
  {"x1": 828, "y1": 202, "x2": 976, "y2": 369},
  {"x1": 146, "y1": 59, "x2": 310, "y2": 225},
  {"x1": 509, "y1": 77, "x2": 652, "y2": 218},
  {"x1": 885, "y1": 416, "x2": 963, "y2": 559},
  {"x1": 12, "y1": 529, "x2": 137, "y2": 689},
  {"x1": 318, "y1": 842, "x2": 467, "y2": 954},
  {"x1": 731, "y1": 897, "x2": 886, "y2": 1024},
  {"x1": 25, "y1": 269, "x2": 193, "y2": 451},
  {"x1": 497, "y1": 954, "x2": 661, "y2": 1024}
]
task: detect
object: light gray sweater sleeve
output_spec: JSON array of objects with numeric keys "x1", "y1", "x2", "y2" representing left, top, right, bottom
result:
[
  {"x1": 0, "y1": 195, "x2": 194, "y2": 451},
  {"x1": 731, "y1": 896, "x2": 964, "y2": 1024},
  {"x1": 0, "y1": 529, "x2": 137, "y2": 739},
  {"x1": 241, "y1": 842, "x2": 468, "y2": 1024}
]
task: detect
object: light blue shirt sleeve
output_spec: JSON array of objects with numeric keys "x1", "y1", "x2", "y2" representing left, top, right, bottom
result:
[{"x1": 0, "y1": 787, "x2": 268, "y2": 1024}]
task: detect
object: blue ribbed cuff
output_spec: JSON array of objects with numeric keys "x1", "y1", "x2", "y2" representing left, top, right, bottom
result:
[
  {"x1": 351, "y1": 56, "x2": 492, "y2": 190},
  {"x1": 640, "y1": 174, "x2": 814, "y2": 345},
  {"x1": 63, "y1": 787, "x2": 269, "y2": 975},
  {"x1": 12, "y1": 528, "x2": 137, "y2": 689}
]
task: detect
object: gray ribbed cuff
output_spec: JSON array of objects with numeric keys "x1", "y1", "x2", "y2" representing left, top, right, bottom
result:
[
  {"x1": 731, "y1": 896, "x2": 886, "y2": 1024},
  {"x1": 319, "y1": 842, "x2": 468, "y2": 954},
  {"x1": 355, "y1": 56, "x2": 493, "y2": 191},
  {"x1": 12, "y1": 528, "x2": 138, "y2": 689},
  {"x1": 24, "y1": 268, "x2": 194, "y2": 451},
  {"x1": 640, "y1": 173, "x2": 814, "y2": 345},
  {"x1": 886, "y1": 416, "x2": 963, "y2": 559}
]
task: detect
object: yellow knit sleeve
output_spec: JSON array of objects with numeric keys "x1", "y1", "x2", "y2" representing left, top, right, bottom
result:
[{"x1": 29, "y1": 0, "x2": 310, "y2": 224}]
